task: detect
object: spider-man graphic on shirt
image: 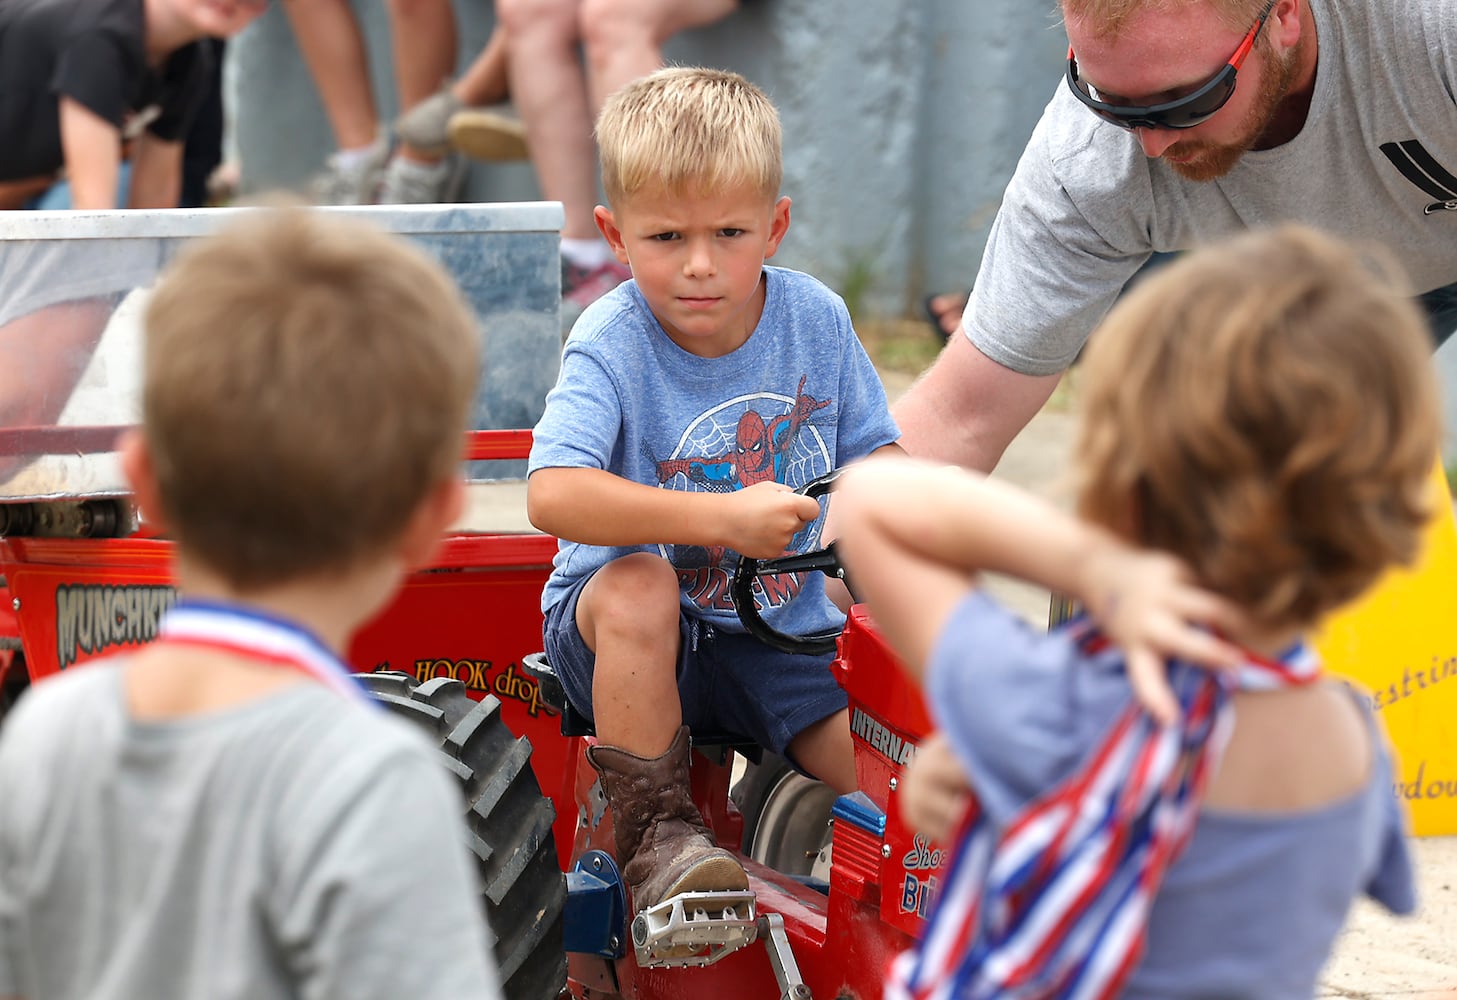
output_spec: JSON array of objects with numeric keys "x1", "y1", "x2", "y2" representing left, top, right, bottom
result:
[
  {"x1": 651, "y1": 375, "x2": 830, "y2": 492},
  {"x1": 647, "y1": 375, "x2": 832, "y2": 614}
]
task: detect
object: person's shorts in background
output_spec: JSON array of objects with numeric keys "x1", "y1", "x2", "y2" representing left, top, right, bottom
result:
[
  {"x1": 1419, "y1": 281, "x2": 1457, "y2": 346},
  {"x1": 23, "y1": 162, "x2": 131, "y2": 212}
]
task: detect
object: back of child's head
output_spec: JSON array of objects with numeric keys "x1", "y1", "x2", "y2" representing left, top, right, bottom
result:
[
  {"x1": 595, "y1": 66, "x2": 782, "y2": 206},
  {"x1": 1074, "y1": 224, "x2": 1440, "y2": 630},
  {"x1": 141, "y1": 209, "x2": 479, "y2": 590}
]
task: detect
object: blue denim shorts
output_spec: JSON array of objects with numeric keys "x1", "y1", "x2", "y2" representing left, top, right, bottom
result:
[
  {"x1": 1418, "y1": 280, "x2": 1457, "y2": 347},
  {"x1": 543, "y1": 570, "x2": 848, "y2": 762}
]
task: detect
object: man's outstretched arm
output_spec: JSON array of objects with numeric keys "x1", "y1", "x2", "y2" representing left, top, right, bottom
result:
[{"x1": 893, "y1": 327, "x2": 1061, "y2": 473}]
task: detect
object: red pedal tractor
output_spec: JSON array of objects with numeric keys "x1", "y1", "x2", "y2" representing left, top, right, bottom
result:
[{"x1": 1, "y1": 430, "x2": 947, "y2": 1000}]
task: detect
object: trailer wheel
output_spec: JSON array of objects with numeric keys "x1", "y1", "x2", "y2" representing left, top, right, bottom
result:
[
  {"x1": 732, "y1": 753, "x2": 836, "y2": 881},
  {"x1": 362, "y1": 672, "x2": 567, "y2": 1000}
]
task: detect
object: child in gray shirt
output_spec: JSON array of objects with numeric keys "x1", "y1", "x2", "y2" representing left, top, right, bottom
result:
[{"x1": 0, "y1": 210, "x2": 503, "y2": 1000}]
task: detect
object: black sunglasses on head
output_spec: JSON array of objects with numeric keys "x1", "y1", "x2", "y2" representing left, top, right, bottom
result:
[{"x1": 1065, "y1": 0, "x2": 1277, "y2": 130}]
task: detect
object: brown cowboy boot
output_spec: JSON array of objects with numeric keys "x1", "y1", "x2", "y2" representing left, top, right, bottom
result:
[{"x1": 587, "y1": 725, "x2": 750, "y2": 912}]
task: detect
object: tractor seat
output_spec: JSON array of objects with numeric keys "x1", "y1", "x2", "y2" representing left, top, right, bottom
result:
[{"x1": 521, "y1": 652, "x2": 762, "y2": 764}]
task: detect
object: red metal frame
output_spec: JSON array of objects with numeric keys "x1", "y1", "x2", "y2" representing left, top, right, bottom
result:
[
  {"x1": 0, "y1": 425, "x2": 125, "y2": 456},
  {"x1": 0, "y1": 429, "x2": 948, "y2": 997},
  {"x1": 0, "y1": 426, "x2": 532, "y2": 461},
  {"x1": 561, "y1": 606, "x2": 941, "y2": 999}
]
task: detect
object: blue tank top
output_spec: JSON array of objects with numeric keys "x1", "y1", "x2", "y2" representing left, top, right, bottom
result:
[{"x1": 927, "y1": 591, "x2": 1415, "y2": 999}]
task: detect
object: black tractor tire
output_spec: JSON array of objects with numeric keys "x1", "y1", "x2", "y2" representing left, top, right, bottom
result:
[
  {"x1": 362, "y1": 672, "x2": 567, "y2": 1000},
  {"x1": 731, "y1": 752, "x2": 836, "y2": 881},
  {"x1": 0, "y1": 650, "x2": 30, "y2": 720}
]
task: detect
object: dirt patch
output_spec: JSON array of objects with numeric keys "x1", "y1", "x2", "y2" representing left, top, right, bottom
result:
[{"x1": 858, "y1": 317, "x2": 944, "y2": 379}]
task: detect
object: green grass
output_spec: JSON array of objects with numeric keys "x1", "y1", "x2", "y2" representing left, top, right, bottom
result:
[
  {"x1": 836, "y1": 248, "x2": 881, "y2": 324},
  {"x1": 857, "y1": 318, "x2": 940, "y2": 376},
  {"x1": 872, "y1": 331, "x2": 942, "y2": 375}
]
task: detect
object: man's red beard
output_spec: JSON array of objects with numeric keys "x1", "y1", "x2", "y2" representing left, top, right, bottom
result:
[{"x1": 1163, "y1": 34, "x2": 1301, "y2": 181}]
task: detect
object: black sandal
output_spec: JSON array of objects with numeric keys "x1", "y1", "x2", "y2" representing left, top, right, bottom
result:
[{"x1": 922, "y1": 291, "x2": 969, "y2": 345}]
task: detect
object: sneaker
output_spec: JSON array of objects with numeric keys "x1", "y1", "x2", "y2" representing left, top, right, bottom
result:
[
  {"x1": 378, "y1": 153, "x2": 467, "y2": 204},
  {"x1": 205, "y1": 160, "x2": 241, "y2": 206},
  {"x1": 309, "y1": 138, "x2": 389, "y2": 206},
  {"x1": 563, "y1": 259, "x2": 632, "y2": 309},
  {"x1": 395, "y1": 89, "x2": 462, "y2": 155},
  {"x1": 448, "y1": 104, "x2": 530, "y2": 163}
]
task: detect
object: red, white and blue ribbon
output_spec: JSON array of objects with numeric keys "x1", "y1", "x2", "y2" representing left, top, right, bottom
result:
[
  {"x1": 887, "y1": 616, "x2": 1320, "y2": 1000},
  {"x1": 157, "y1": 599, "x2": 373, "y2": 706}
]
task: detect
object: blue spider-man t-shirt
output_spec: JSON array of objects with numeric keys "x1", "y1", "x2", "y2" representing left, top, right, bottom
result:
[{"x1": 529, "y1": 265, "x2": 900, "y2": 635}]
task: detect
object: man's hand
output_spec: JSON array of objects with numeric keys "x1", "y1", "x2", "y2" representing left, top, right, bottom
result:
[
  {"x1": 721, "y1": 481, "x2": 821, "y2": 559},
  {"x1": 899, "y1": 731, "x2": 972, "y2": 842},
  {"x1": 1078, "y1": 542, "x2": 1246, "y2": 725}
]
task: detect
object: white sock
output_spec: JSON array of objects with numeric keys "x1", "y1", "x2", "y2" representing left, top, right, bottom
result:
[
  {"x1": 333, "y1": 142, "x2": 382, "y2": 171},
  {"x1": 561, "y1": 238, "x2": 614, "y2": 270},
  {"x1": 393, "y1": 156, "x2": 449, "y2": 181}
]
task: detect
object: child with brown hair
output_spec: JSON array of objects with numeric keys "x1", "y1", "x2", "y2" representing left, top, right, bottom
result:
[
  {"x1": 0, "y1": 210, "x2": 503, "y2": 999},
  {"x1": 527, "y1": 66, "x2": 900, "y2": 915},
  {"x1": 835, "y1": 224, "x2": 1432, "y2": 999}
]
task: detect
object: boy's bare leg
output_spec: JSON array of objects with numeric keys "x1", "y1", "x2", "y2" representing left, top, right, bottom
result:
[
  {"x1": 281, "y1": 0, "x2": 379, "y2": 151},
  {"x1": 576, "y1": 552, "x2": 749, "y2": 913},
  {"x1": 580, "y1": 0, "x2": 738, "y2": 108},
  {"x1": 576, "y1": 552, "x2": 682, "y2": 755},
  {"x1": 385, "y1": 0, "x2": 458, "y2": 163},
  {"x1": 786, "y1": 708, "x2": 857, "y2": 794},
  {"x1": 497, "y1": 0, "x2": 599, "y2": 242}
]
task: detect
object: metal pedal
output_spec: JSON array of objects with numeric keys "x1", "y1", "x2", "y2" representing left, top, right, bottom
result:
[{"x1": 630, "y1": 890, "x2": 759, "y2": 967}]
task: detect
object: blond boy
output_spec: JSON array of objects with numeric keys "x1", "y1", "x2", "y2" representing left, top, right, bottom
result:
[
  {"x1": 0, "y1": 211, "x2": 503, "y2": 1000},
  {"x1": 527, "y1": 67, "x2": 900, "y2": 912}
]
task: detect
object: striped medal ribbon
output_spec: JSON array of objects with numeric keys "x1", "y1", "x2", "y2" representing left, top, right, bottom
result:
[
  {"x1": 157, "y1": 599, "x2": 373, "y2": 706},
  {"x1": 888, "y1": 617, "x2": 1321, "y2": 1000}
]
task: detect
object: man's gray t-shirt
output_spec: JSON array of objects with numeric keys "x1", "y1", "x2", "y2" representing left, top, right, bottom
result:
[
  {"x1": 0, "y1": 663, "x2": 503, "y2": 1000},
  {"x1": 969, "y1": 0, "x2": 1457, "y2": 374}
]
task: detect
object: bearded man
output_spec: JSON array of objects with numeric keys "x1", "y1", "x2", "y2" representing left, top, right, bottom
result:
[{"x1": 899, "y1": 0, "x2": 1457, "y2": 472}]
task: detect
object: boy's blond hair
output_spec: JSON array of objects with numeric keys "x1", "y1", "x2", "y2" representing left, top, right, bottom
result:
[
  {"x1": 141, "y1": 209, "x2": 479, "y2": 590},
  {"x1": 596, "y1": 66, "x2": 782, "y2": 206},
  {"x1": 1075, "y1": 224, "x2": 1439, "y2": 631}
]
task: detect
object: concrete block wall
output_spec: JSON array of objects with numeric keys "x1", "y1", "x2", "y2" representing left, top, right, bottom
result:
[
  {"x1": 227, "y1": 0, "x2": 1067, "y2": 316},
  {"x1": 227, "y1": 3, "x2": 1457, "y2": 458}
]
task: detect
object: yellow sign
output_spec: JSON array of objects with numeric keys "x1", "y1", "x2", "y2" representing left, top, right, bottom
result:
[{"x1": 1315, "y1": 466, "x2": 1457, "y2": 837}]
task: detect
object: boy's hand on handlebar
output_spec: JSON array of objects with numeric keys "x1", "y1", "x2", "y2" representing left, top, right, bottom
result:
[
  {"x1": 1079, "y1": 542, "x2": 1247, "y2": 726},
  {"x1": 899, "y1": 731, "x2": 972, "y2": 843},
  {"x1": 723, "y1": 482, "x2": 822, "y2": 560}
]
